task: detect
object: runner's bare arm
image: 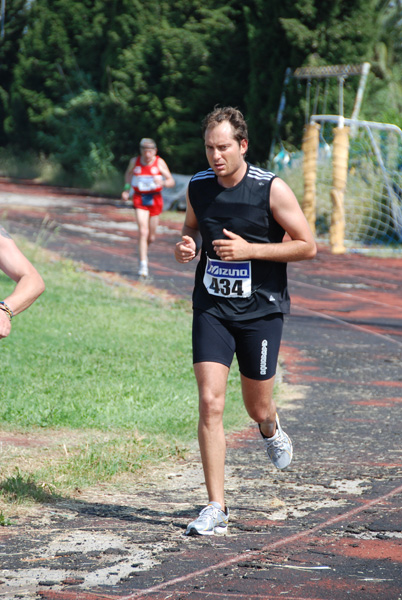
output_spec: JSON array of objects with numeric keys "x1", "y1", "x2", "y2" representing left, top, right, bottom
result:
[
  {"x1": 121, "y1": 157, "x2": 137, "y2": 201},
  {"x1": 0, "y1": 227, "x2": 45, "y2": 338},
  {"x1": 213, "y1": 178, "x2": 317, "y2": 263},
  {"x1": 124, "y1": 157, "x2": 136, "y2": 184},
  {"x1": 174, "y1": 191, "x2": 202, "y2": 263},
  {"x1": 157, "y1": 158, "x2": 175, "y2": 188}
]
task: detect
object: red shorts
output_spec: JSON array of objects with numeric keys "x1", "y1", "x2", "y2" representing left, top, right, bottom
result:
[{"x1": 133, "y1": 192, "x2": 163, "y2": 217}]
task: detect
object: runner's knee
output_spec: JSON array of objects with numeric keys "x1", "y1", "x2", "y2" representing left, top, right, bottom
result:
[
  {"x1": 139, "y1": 227, "x2": 149, "y2": 241},
  {"x1": 247, "y1": 404, "x2": 276, "y2": 425},
  {"x1": 199, "y1": 393, "x2": 225, "y2": 423}
]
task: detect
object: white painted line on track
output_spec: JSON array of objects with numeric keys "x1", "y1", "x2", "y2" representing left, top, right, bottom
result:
[
  {"x1": 289, "y1": 278, "x2": 402, "y2": 313},
  {"x1": 119, "y1": 483, "x2": 402, "y2": 599},
  {"x1": 292, "y1": 304, "x2": 402, "y2": 347}
]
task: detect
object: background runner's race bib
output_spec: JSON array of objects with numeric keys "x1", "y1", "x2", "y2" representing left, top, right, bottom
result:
[
  {"x1": 131, "y1": 175, "x2": 157, "y2": 192},
  {"x1": 203, "y1": 256, "x2": 252, "y2": 298}
]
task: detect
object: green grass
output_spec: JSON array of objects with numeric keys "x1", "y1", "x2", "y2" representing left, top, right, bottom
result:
[
  {"x1": 0, "y1": 469, "x2": 57, "y2": 504},
  {"x1": 0, "y1": 238, "x2": 250, "y2": 507},
  {"x1": 0, "y1": 511, "x2": 13, "y2": 526}
]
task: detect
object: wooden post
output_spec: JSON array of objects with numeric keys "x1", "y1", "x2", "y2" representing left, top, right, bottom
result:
[
  {"x1": 330, "y1": 126, "x2": 350, "y2": 254},
  {"x1": 302, "y1": 122, "x2": 320, "y2": 235}
]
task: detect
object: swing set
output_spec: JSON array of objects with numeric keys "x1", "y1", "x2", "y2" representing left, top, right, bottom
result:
[{"x1": 270, "y1": 63, "x2": 370, "y2": 165}]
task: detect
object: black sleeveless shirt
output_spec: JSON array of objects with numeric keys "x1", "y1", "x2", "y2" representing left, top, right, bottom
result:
[{"x1": 189, "y1": 163, "x2": 290, "y2": 321}]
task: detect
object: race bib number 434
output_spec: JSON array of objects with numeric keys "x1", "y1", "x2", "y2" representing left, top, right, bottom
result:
[{"x1": 203, "y1": 256, "x2": 252, "y2": 298}]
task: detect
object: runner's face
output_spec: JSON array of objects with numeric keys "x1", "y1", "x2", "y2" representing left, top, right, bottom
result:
[
  {"x1": 205, "y1": 121, "x2": 247, "y2": 185},
  {"x1": 140, "y1": 145, "x2": 157, "y2": 164}
]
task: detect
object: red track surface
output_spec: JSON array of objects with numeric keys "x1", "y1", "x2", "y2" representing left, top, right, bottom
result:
[{"x1": 1, "y1": 180, "x2": 401, "y2": 600}]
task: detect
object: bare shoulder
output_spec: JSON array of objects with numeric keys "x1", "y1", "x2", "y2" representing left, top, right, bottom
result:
[
  {"x1": 271, "y1": 177, "x2": 298, "y2": 203},
  {"x1": 127, "y1": 156, "x2": 138, "y2": 168},
  {"x1": 158, "y1": 156, "x2": 171, "y2": 171},
  {"x1": 270, "y1": 177, "x2": 302, "y2": 217}
]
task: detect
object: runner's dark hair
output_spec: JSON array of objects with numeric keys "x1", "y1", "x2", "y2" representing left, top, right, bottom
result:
[{"x1": 202, "y1": 106, "x2": 248, "y2": 144}]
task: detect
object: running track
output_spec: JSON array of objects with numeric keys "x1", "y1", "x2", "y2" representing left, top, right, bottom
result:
[{"x1": 0, "y1": 180, "x2": 401, "y2": 600}]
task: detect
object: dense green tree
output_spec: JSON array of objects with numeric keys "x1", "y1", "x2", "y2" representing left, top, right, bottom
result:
[
  {"x1": 364, "y1": 0, "x2": 402, "y2": 127},
  {"x1": 1, "y1": 0, "x2": 399, "y2": 181},
  {"x1": 111, "y1": 2, "x2": 248, "y2": 173},
  {"x1": 243, "y1": 0, "x2": 303, "y2": 163},
  {"x1": 0, "y1": 0, "x2": 29, "y2": 145},
  {"x1": 5, "y1": 0, "x2": 147, "y2": 179},
  {"x1": 244, "y1": 0, "x2": 384, "y2": 162},
  {"x1": 5, "y1": 0, "x2": 247, "y2": 177}
]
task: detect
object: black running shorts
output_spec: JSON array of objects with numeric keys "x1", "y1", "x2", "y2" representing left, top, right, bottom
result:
[{"x1": 192, "y1": 309, "x2": 284, "y2": 380}]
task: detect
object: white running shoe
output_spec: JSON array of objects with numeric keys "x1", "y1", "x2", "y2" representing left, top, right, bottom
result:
[
  {"x1": 185, "y1": 502, "x2": 229, "y2": 536},
  {"x1": 261, "y1": 414, "x2": 293, "y2": 469},
  {"x1": 138, "y1": 262, "x2": 148, "y2": 278}
]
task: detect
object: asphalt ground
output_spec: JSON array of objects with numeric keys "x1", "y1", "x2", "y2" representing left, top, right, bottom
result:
[{"x1": 0, "y1": 179, "x2": 401, "y2": 600}]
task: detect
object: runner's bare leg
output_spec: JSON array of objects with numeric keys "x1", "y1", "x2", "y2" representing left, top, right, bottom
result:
[{"x1": 194, "y1": 361, "x2": 229, "y2": 510}]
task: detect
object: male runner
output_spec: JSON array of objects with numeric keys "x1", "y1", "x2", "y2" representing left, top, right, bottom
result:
[{"x1": 174, "y1": 106, "x2": 316, "y2": 536}]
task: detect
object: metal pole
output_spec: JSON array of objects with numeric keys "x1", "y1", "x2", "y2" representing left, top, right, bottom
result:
[
  {"x1": 350, "y1": 62, "x2": 371, "y2": 136},
  {"x1": 269, "y1": 67, "x2": 292, "y2": 162},
  {"x1": 351, "y1": 62, "x2": 371, "y2": 121},
  {"x1": 305, "y1": 79, "x2": 312, "y2": 124},
  {"x1": 310, "y1": 115, "x2": 402, "y2": 143},
  {"x1": 338, "y1": 76, "x2": 345, "y2": 129}
]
